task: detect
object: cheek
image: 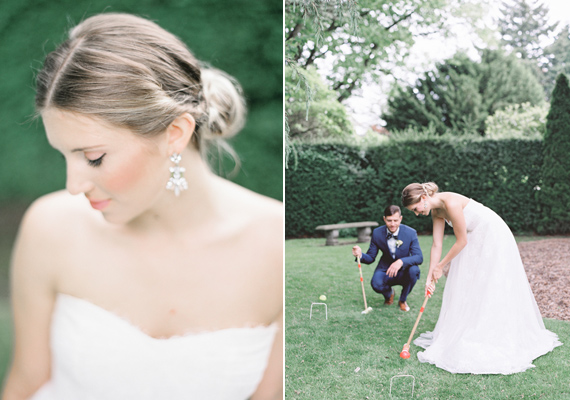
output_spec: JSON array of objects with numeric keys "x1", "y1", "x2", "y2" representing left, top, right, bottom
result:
[
  {"x1": 103, "y1": 162, "x2": 144, "y2": 193},
  {"x1": 103, "y1": 150, "x2": 163, "y2": 194}
]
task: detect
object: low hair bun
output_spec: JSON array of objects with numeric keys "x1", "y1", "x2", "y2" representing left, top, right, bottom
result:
[{"x1": 199, "y1": 67, "x2": 246, "y2": 140}]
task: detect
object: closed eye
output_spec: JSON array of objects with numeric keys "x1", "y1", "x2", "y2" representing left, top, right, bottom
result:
[{"x1": 87, "y1": 153, "x2": 106, "y2": 167}]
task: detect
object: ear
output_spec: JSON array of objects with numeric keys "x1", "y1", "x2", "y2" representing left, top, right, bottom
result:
[
  {"x1": 383, "y1": 216, "x2": 387, "y2": 224},
  {"x1": 166, "y1": 113, "x2": 196, "y2": 154}
]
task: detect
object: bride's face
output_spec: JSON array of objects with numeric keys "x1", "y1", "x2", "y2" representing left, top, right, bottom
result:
[
  {"x1": 407, "y1": 196, "x2": 429, "y2": 216},
  {"x1": 42, "y1": 109, "x2": 171, "y2": 224}
]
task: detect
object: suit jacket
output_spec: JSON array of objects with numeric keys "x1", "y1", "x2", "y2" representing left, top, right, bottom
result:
[{"x1": 360, "y1": 224, "x2": 423, "y2": 271}]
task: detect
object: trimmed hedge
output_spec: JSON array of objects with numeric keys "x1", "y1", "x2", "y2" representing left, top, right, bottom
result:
[{"x1": 285, "y1": 138, "x2": 543, "y2": 237}]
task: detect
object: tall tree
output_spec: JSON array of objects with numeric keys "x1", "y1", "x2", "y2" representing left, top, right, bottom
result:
[
  {"x1": 542, "y1": 26, "x2": 570, "y2": 98},
  {"x1": 498, "y1": 0, "x2": 557, "y2": 61},
  {"x1": 383, "y1": 49, "x2": 545, "y2": 135},
  {"x1": 538, "y1": 73, "x2": 570, "y2": 234}
]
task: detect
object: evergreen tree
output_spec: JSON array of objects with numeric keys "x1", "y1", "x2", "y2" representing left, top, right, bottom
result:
[
  {"x1": 542, "y1": 26, "x2": 570, "y2": 98},
  {"x1": 498, "y1": 0, "x2": 556, "y2": 61},
  {"x1": 383, "y1": 50, "x2": 544, "y2": 135},
  {"x1": 538, "y1": 73, "x2": 570, "y2": 233}
]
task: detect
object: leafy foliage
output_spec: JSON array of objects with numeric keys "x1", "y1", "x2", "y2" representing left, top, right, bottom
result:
[
  {"x1": 285, "y1": 138, "x2": 544, "y2": 237},
  {"x1": 498, "y1": 0, "x2": 557, "y2": 61},
  {"x1": 497, "y1": 0, "x2": 562, "y2": 99},
  {"x1": 384, "y1": 50, "x2": 545, "y2": 135},
  {"x1": 286, "y1": 66, "x2": 354, "y2": 140},
  {"x1": 542, "y1": 26, "x2": 570, "y2": 99},
  {"x1": 485, "y1": 102, "x2": 549, "y2": 139},
  {"x1": 286, "y1": 0, "x2": 456, "y2": 102},
  {"x1": 538, "y1": 74, "x2": 570, "y2": 233}
]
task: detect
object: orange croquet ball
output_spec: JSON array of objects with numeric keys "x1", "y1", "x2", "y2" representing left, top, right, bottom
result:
[{"x1": 400, "y1": 350, "x2": 410, "y2": 359}]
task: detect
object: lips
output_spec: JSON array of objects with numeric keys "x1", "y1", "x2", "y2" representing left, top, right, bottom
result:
[{"x1": 88, "y1": 199, "x2": 111, "y2": 210}]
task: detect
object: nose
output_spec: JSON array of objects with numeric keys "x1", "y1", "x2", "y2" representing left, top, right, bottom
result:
[{"x1": 66, "y1": 162, "x2": 95, "y2": 195}]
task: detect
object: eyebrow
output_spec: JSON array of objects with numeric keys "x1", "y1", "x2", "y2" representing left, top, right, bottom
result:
[{"x1": 71, "y1": 146, "x2": 104, "y2": 152}]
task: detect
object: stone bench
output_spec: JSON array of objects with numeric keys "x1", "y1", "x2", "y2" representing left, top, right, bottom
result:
[{"x1": 315, "y1": 221, "x2": 379, "y2": 246}]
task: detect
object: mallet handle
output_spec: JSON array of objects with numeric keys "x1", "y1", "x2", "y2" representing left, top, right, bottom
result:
[
  {"x1": 357, "y1": 257, "x2": 368, "y2": 310},
  {"x1": 405, "y1": 292, "x2": 431, "y2": 347}
]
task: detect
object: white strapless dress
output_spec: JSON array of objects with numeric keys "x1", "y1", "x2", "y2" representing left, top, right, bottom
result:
[
  {"x1": 414, "y1": 199, "x2": 562, "y2": 374},
  {"x1": 30, "y1": 293, "x2": 278, "y2": 399}
]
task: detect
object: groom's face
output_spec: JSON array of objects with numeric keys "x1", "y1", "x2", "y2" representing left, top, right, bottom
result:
[{"x1": 383, "y1": 213, "x2": 403, "y2": 233}]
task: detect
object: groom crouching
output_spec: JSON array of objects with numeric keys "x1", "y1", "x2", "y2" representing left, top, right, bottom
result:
[{"x1": 352, "y1": 205, "x2": 423, "y2": 312}]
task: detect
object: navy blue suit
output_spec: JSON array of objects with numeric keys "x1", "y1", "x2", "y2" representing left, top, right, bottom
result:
[{"x1": 360, "y1": 224, "x2": 423, "y2": 302}]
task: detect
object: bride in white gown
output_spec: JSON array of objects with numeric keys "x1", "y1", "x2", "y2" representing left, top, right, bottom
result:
[
  {"x1": 401, "y1": 182, "x2": 561, "y2": 374},
  {"x1": 3, "y1": 13, "x2": 282, "y2": 400}
]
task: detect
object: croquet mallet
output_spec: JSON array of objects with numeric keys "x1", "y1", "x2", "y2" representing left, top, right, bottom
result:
[
  {"x1": 400, "y1": 287, "x2": 433, "y2": 359},
  {"x1": 357, "y1": 256, "x2": 373, "y2": 314}
]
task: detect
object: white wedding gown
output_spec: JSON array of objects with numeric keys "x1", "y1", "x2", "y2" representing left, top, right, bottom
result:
[
  {"x1": 30, "y1": 293, "x2": 277, "y2": 399},
  {"x1": 414, "y1": 199, "x2": 562, "y2": 374}
]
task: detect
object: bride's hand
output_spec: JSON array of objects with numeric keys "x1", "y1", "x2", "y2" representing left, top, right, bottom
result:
[
  {"x1": 432, "y1": 264, "x2": 444, "y2": 283},
  {"x1": 425, "y1": 279, "x2": 435, "y2": 298}
]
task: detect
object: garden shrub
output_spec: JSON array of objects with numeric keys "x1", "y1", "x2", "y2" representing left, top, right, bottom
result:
[
  {"x1": 485, "y1": 102, "x2": 548, "y2": 139},
  {"x1": 538, "y1": 74, "x2": 570, "y2": 233}
]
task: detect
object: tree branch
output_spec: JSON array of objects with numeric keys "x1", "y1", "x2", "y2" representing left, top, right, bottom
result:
[
  {"x1": 287, "y1": 22, "x2": 304, "y2": 41},
  {"x1": 338, "y1": 81, "x2": 357, "y2": 102},
  {"x1": 290, "y1": 124, "x2": 320, "y2": 137},
  {"x1": 385, "y1": 10, "x2": 415, "y2": 31},
  {"x1": 326, "y1": 18, "x2": 339, "y2": 32}
]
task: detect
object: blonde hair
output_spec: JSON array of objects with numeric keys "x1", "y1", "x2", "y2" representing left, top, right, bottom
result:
[
  {"x1": 35, "y1": 13, "x2": 246, "y2": 162},
  {"x1": 401, "y1": 182, "x2": 439, "y2": 207}
]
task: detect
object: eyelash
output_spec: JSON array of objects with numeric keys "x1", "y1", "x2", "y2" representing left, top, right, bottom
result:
[{"x1": 87, "y1": 154, "x2": 106, "y2": 167}]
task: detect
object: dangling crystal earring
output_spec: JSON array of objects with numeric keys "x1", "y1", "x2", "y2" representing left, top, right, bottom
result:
[
  {"x1": 424, "y1": 201, "x2": 428, "y2": 209},
  {"x1": 166, "y1": 153, "x2": 188, "y2": 196}
]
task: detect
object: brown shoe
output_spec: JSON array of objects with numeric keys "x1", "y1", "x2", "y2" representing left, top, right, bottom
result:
[
  {"x1": 399, "y1": 301, "x2": 410, "y2": 312},
  {"x1": 384, "y1": 289, "x2": 395, "y2": 305}
]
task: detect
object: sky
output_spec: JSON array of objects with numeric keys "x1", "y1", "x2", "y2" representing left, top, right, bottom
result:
[{"x1": 324, "y1": 0, "x2": 570, "y2": 135}]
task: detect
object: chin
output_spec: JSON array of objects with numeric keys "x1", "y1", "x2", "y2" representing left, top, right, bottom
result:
[
  {"x1": 97, "y1": 207, "x2": 142, "y2": 225},
  {"x1": 99, "y1": 212, "x2": 131, "y2": 225}
]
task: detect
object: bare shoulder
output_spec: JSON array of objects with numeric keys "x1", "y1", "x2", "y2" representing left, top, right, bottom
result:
[
  {"x1": 15, "y1": 191, "x2": 98, "y2": 270},
  {"x1": 440, "y1": 192, "x2": 470, "y2": 211},
  {"x1": 214, "y1": 179, "x2": 283, "y2": 272},
  {"x1": 21, "y1": 191, "x2": 96, "y2": 237},
  {"x1": 217, "y1": 178, "x2": 283, "y2": 233}
]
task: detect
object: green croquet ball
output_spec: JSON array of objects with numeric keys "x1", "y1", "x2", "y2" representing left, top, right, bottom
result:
[{"x1": 319, "y1": 295, "x2": 327, "y2": 301}]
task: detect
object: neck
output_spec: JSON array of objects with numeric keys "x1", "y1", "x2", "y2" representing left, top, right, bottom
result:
[
  {"x1": 126, "y1": 148, "x2": 226, "y2": 234},
  {"x1": 427, "y1": 193, "x2": 445, "y2": 211}
]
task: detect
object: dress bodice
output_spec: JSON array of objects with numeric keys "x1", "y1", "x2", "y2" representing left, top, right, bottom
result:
[{"x1": 31, "y1": 293, "x2": 278, "y2": 400}]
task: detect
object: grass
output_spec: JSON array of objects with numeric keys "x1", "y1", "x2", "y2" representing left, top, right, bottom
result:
[{"x1": 285, "y1": 236, "x2": 570, "y2": 399}]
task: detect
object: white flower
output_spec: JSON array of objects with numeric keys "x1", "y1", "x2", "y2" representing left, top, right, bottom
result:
[{"x1": 396, "y1": 240, "x2": 403, "y2": 248}]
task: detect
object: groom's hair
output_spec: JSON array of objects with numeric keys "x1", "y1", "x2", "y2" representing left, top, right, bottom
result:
[{"x1": 384, "y1": 205, "x2": 401, "y2": 217}]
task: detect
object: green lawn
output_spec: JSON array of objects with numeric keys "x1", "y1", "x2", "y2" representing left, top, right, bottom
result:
[{"x1": 285, "y1": 237, "x2": 570, "y2": 399}]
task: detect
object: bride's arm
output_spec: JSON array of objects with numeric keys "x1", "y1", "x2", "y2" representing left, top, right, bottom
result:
[
  {"x1": 249, "y1": 311, "x2": 283, "y2": 400},
  {"x1": 2, "y1": 200, "x2": 57, "y2": 400},
  {"x1": 432, "y1": 200, "x2": 468, "y2": 284},
  {"x1": 248, "y1": 199, "x2": 283, "y2": 400},
  {"x1": 426, "y1": 216, "x2": 445, "y2": 294}
]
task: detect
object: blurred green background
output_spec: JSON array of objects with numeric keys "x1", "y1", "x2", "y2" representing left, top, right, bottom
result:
[{"x1": 0, "y1": 0, "x2": 283, "y2": 381}]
